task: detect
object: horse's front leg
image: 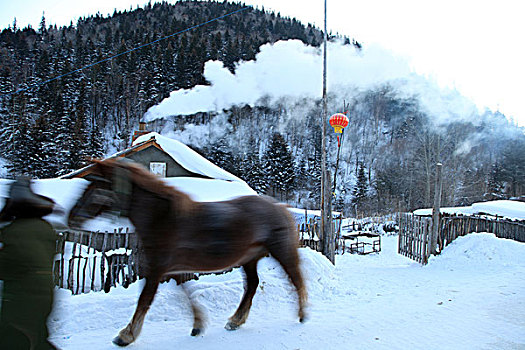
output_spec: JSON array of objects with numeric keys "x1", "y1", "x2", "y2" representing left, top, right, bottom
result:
[
  {"x1": 179, "y1": 281, "x2": 206, "y2": 336},
  {"x1": 113, "y1": 276, "x2": 160, "y2": 347},
  {"x1": 226, "y1": 259, "x2": 260, "y2": 330}
]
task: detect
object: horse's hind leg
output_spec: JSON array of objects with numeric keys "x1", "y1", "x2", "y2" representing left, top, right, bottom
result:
[
  {"x1": 268, "y1": 243, "x2": 308, "y2": 323},
  {"x1": 113, "y1": 276, "x2": 159, "y2": 347},
  {"x1": 225, "y1": 259, "x2": 260, "y2": 331}
]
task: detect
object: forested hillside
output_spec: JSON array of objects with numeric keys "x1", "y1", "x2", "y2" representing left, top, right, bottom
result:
[
  {"x1": 0, "y1": 0, "x2": 523, "y2": 216},
  {"x1": 0, "y1": 0, "x2": 330, "y2": 176}
]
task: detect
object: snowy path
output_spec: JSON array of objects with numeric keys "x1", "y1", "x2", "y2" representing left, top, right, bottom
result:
[{"x1": 49, "y1": 234, "x2": 525, "y2": 349}]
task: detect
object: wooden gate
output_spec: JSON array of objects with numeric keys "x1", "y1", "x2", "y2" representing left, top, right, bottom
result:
[{"x1": 397, "y1": 213, "x2": 431, "y2": 264}]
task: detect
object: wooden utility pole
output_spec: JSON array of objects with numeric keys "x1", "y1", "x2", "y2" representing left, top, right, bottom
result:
[
  {"x1": 430, "y1": 163, "x2": 443, "y2": 255},
  {"x1": 321, "y1": 0, "x2": 335, "y2": 264},
  {"x1": 332, "y1": 101, "x2": 347, "y2": 194}
]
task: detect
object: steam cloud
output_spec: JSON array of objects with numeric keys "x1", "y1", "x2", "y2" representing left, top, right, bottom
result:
[{"x1": 144, "y1": 39, "x2": 480, "y2": 126}]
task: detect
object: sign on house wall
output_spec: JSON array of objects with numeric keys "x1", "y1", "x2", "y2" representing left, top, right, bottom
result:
[{"x1": 149, "y1": 162, "x2": 167, "y2": 177}]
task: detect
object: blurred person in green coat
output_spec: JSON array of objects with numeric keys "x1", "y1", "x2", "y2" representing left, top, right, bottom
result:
[{"x1": 0, "y1": 177, "x2": 58, "y2": 349}]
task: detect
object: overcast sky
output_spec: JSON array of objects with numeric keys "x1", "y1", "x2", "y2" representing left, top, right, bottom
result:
[{"x1": 1, "y1": 0, "x2": 524, "y2": 126}]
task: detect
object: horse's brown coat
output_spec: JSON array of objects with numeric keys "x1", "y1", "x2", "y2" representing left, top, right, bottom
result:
[{"x1": 68, "y1": 159, "x2": 307, "y2": 346}]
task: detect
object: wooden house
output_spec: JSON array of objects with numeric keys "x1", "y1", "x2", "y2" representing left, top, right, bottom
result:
[{"x1": 62, "y1": 130, "x2": 235, "y2": 182}]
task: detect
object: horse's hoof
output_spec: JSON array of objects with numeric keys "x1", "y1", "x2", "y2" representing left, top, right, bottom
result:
[
  {"x1": 224, "y1": 321, "x2": 240, "y2": 331},
  {"x1": 191, "y1": 328, "x2": 202, "y2": 336},
  {"x1": 112, "y1": 336, "x2": 131, "y2": 347},
  {"x1": 299, "y1": 310, "x2": 308, "y2": 323}
]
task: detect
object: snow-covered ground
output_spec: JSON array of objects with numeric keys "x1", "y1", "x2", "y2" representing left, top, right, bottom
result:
[{"x1": 48, "y1": 233, "x2": 525, "y2": 349}]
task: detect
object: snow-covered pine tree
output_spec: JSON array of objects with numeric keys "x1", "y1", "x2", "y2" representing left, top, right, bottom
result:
[
  {"x1": 499, "y1": 137, "x2": 525, "y2": 198},
  {"x1": 334, "y1": 186, "x2": 347, "y2": 213},
  {"x1": 38, "y1": 13, "x2": 47, "y2": 39},
  {"x1": 5, "y1": 108, "x2": 33, "y2": 177},
  {"x1": 307, "y1": 140, "x2": 322, "y2": 208},
  {"x1": 174, "y1": 35, "x2": 192, "y2": 89},
  {"x1": 0, "y1": 68, "x2": 14, "y2": 162},
  {"x1": 87, "y1": 125, "x2": 105, "y2": 160},
  {"x1": 223, "y1": 37, "x2": 239, "y2": 73},
  {"x1": 352, "y1": 162, "x2": 369, "y2": 215},
  {"x1": 70, "y1": 78, "x2": 91, "y2": 170},
  {"x1": 240, "y1": 136, "x2": 268, "y2": 194},
  {"x1": 458, "y1": 167, "x2": 485, "y2": 205},
  {"x1": 54, "y1": 55, "x2": 78, "y2": 176},
  {"x1": 28, "y1": 116, "x2": 54, "y2": 178},
  {"x1": 486, "y1": 162, "x2": 505, "y2": 200},
  {"x1": 264, "y1": 132, "x2": 296, "y2": 200},
  {"x1": 206, "y1": 138, "x2": 236, "y2": 175}
]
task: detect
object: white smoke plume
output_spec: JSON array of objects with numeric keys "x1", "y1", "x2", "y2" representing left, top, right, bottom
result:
[{"x1": 144, "y1": 39, "x2": 481, "y2": 126}]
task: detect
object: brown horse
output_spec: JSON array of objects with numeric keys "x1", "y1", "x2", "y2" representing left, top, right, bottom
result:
[{"x1": 68, "y1": 158, "x2": 307, "y2": 347}]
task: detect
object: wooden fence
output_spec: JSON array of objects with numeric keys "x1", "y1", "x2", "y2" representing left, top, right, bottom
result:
[
  {"x1": 297, "y1": 217, "x2": 343, "y2": 253},
  {"x1": 398, "y1": 213, "x2": 525, "y2": 264},
  {"x1": 298, "y1": 218, "x2": 322, "y2": 252},
  {"x1": 439, "y1": 215, "x2": 525, "y2": 247},
  {"x1": 54, "y1": 228, "x2": 141, "y2": 295},
  {"x1": 55, "y1": 221, "x2": 322, "y2": 295}
]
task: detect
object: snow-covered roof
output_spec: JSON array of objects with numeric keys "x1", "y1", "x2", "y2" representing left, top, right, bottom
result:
[
  {"x1": 413, "y1": 200, "x2": 525, "y2": 221},
  {"x1": 132, "y1": 132, "x2": 240, "y2": 182},
  {"x1": 0, "y1": 174, "x2": 256, "y2": 232}
]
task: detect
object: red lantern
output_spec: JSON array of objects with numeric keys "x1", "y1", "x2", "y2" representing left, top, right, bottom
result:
[{"x1": 329, "y1": 113, "x2": 349, "y2": 133}]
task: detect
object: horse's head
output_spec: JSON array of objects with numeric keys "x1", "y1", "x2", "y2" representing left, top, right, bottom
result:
[{"x1": 68, "y1": 159, "x2": 133, "y2": 229}]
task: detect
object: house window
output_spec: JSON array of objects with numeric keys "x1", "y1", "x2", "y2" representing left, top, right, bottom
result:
[{"x1": 149, "y1": 162, "x2": 167, "y2": 177}]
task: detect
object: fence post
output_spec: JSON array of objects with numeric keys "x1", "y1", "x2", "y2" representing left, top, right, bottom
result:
[{"x1": 430, "y1": 163, "x2": 443, "y2": 255}]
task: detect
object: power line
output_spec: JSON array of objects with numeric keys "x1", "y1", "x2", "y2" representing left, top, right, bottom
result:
[{"x1": 2, "y1": 6, "x2": 249, "y2": 98}]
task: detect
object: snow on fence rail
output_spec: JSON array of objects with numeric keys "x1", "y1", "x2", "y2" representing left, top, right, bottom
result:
[{"x1": 398, "y1": 213, "x2": 525, "y2": 264}]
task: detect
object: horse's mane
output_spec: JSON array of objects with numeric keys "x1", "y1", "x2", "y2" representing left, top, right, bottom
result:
[{"x1": 98, "y1": 158, "x2": 195, "y2": 212}]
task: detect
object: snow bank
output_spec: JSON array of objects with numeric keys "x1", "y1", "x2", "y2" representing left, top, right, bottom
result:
[
  {"x1": 471, "y1": 200, "x2": 525, "y2": 220},
  {"x1": 183, "y1": 247, "x2": 337, "y2": 315},
  {"x1": 298, "y1": 247, "x2": 338, "y2": 295},
  {"x1": 428, "y1": 232, "x2": 525, "y2": 269}
]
